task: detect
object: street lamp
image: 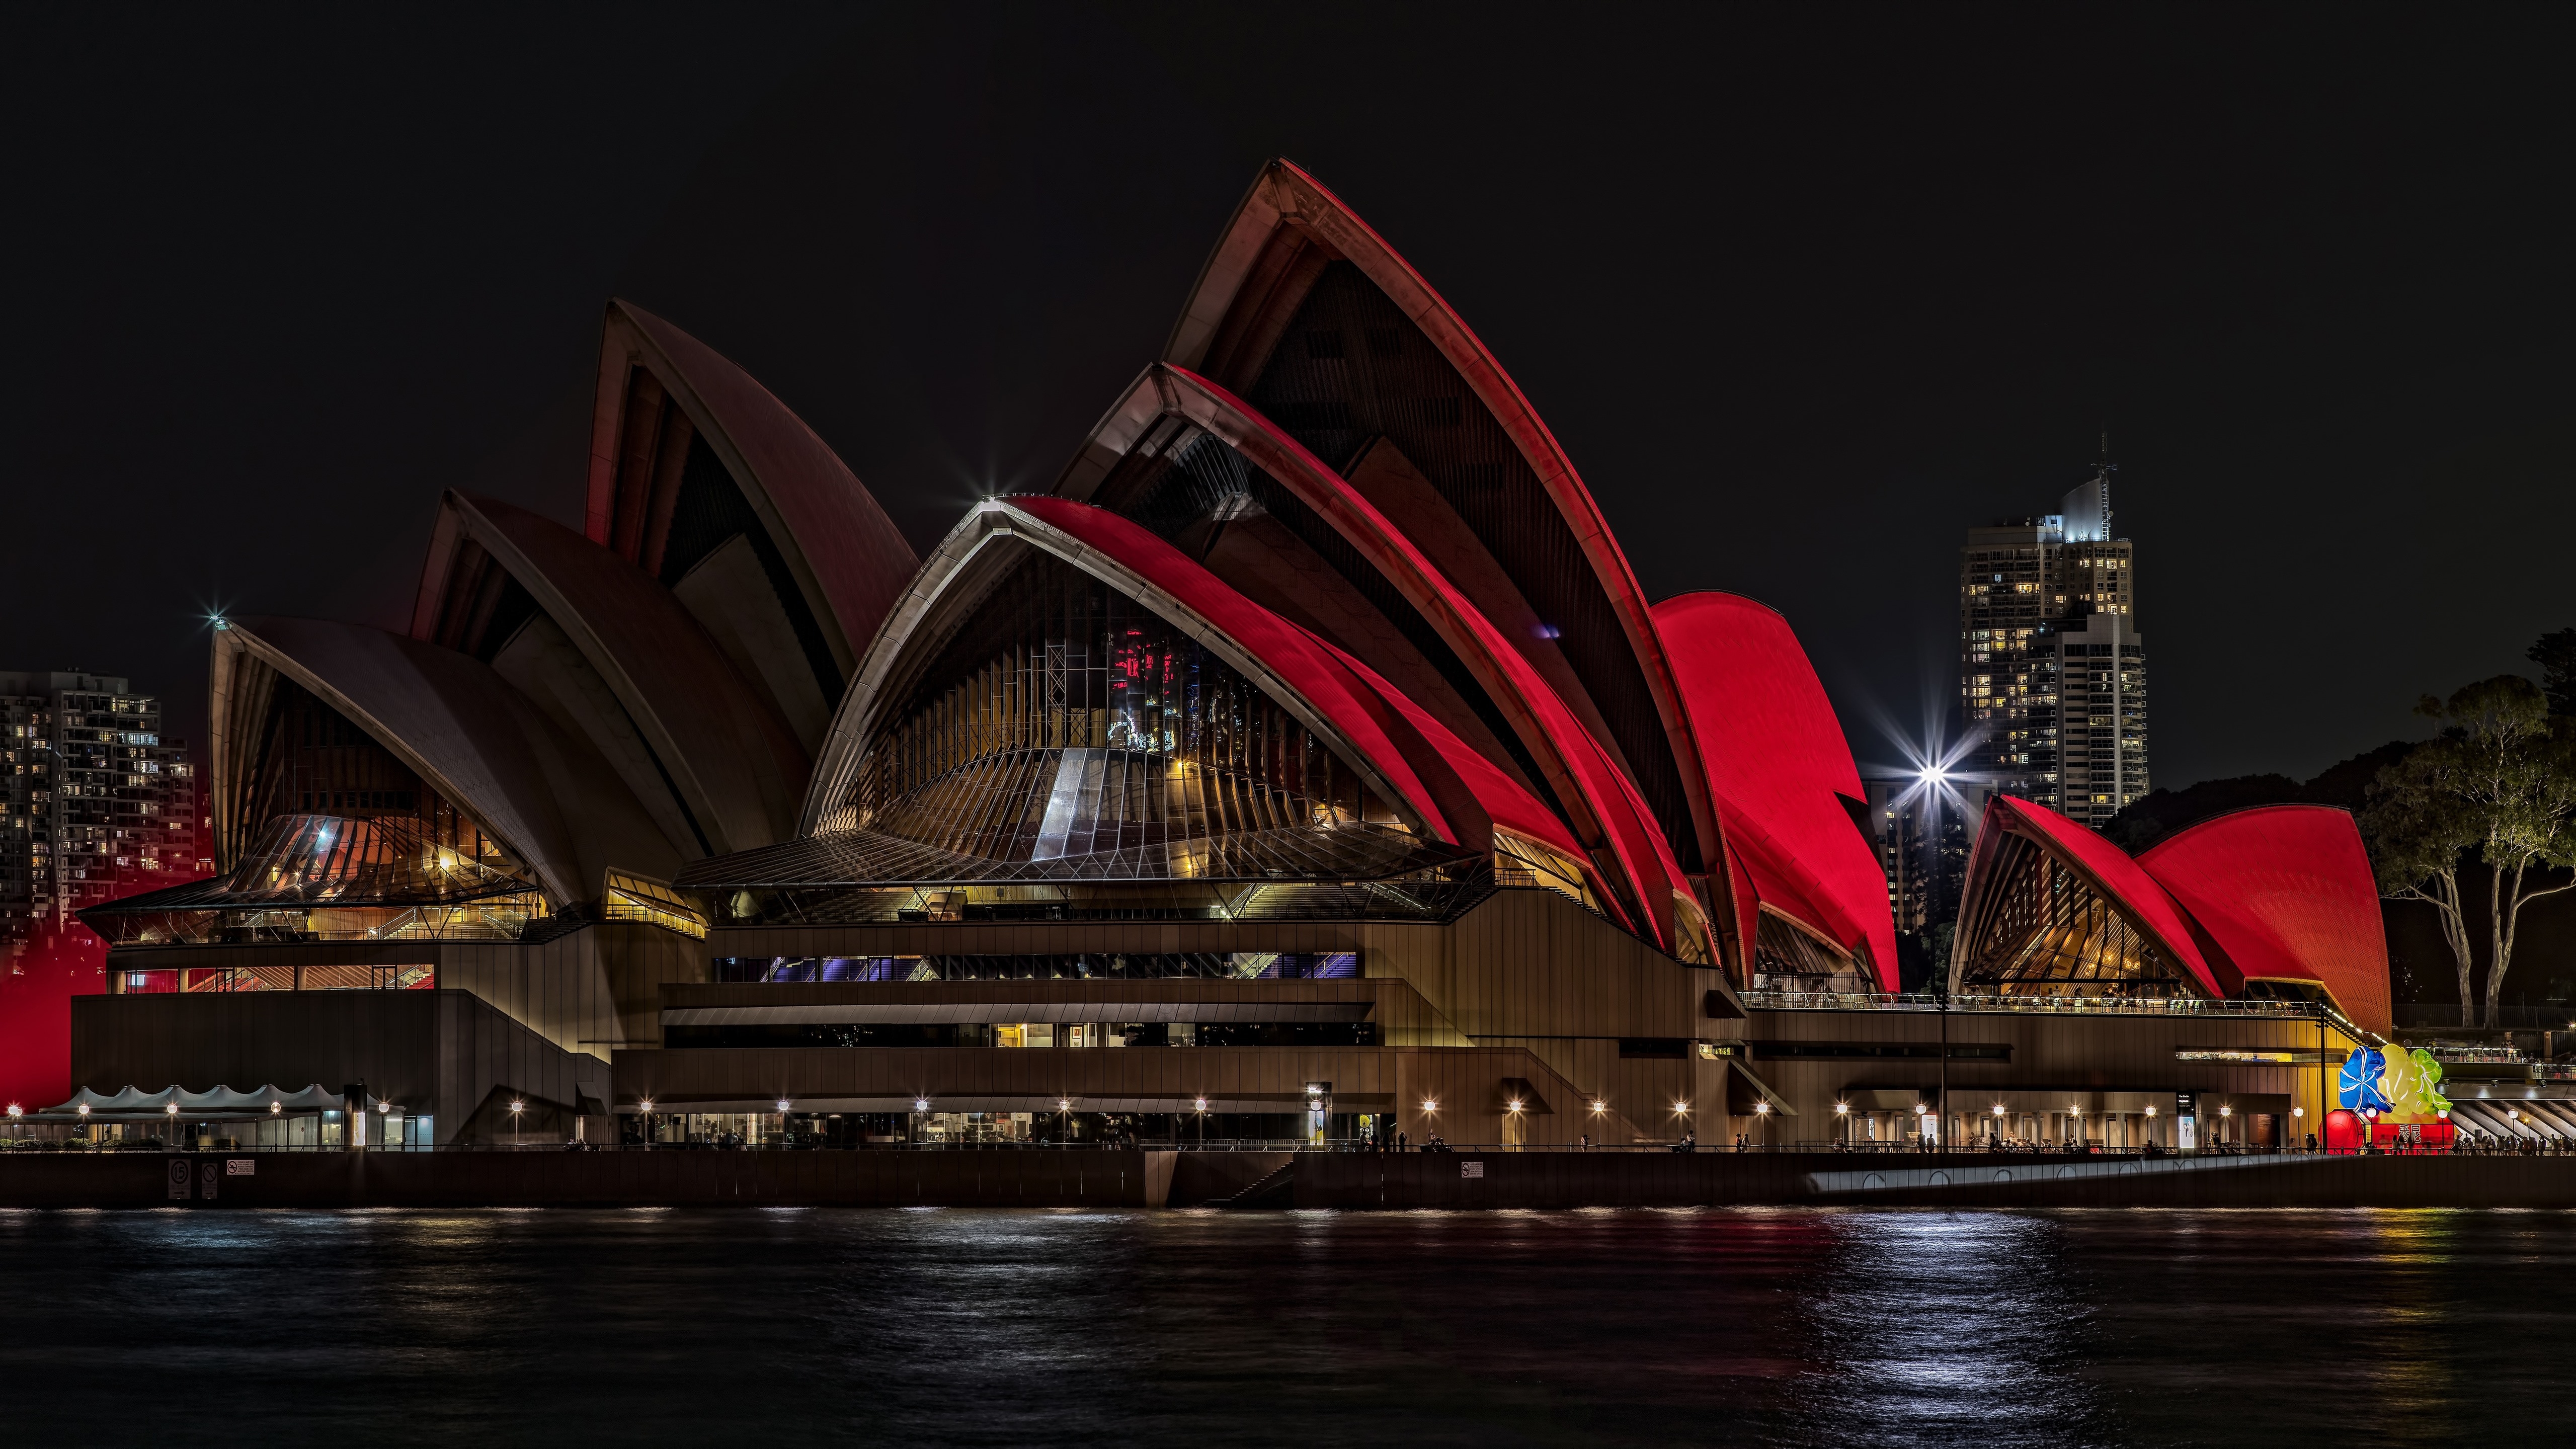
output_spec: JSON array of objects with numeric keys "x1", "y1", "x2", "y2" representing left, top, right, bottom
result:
[
  {"x1": 1194, "y1": 1097, "x2": 1207, "y2": 1150},
  {"x1": 509, "y1": 1098, "x2": 524, "y2": 1149}
]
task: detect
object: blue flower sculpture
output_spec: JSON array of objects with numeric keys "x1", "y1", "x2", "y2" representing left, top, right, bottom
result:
[{"x1": 2339, "y1": 1047, "x2": 2393, "y2": 1114}]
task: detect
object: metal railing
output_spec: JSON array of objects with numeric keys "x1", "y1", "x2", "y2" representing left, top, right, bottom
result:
[
  {"x1": 9, "y1": 1137, "x2": 2574, "y2": 1158},
  {"x1": 1739, "y1": 990, "x2": 2324, "y2": 1019},
  {"x1": 2394, "y1": 1003, "x2": 2576, "y2": 1030}
]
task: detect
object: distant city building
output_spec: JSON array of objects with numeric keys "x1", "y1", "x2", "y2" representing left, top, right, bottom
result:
[
  {"x1": 1865, "y1": 776, "x2": 1989, "y2": 947},
  {"x1": 1, "y1": 671, "x2": 204, "y2": 950},
  {"x1": 1957, "y1": 453, "x2": 2148, "y2": 828}
]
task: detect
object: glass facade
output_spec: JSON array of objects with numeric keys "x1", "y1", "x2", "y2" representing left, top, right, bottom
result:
[
  {"x1": 846, "y1": 551, "x2": 1401, "y2": 862},
  {"x1": 1954, "y1": 830, "x2": 2195, "y2": 998},
  {"x1": 85, "y1": 813, "x2": 545, "y2": 947}
]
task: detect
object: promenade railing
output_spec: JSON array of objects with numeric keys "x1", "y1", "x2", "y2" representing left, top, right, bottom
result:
[{"x1": 12, "y1": 1137, "x2": 2566, "y2": 1157}]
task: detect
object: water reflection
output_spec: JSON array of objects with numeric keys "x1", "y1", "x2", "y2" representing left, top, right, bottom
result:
[
  {"x1": 1787, "y1": 1214, "x2": 2110, "y2": 1447},
  {"x1": 0, "y1": 1208, "x2": 2568, "y2": 1446}
]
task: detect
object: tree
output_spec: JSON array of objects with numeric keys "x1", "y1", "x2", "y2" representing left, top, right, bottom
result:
[
  {"x1": 2364, "y1": 676, "x2": 2576, "y2": 1025},
  {"x1": 2531, "y1": 626, "x2": 2576, "y2": 716}
]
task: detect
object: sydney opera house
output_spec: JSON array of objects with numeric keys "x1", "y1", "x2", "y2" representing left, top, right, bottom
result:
[{"x1": 67, "y1": 162, "x2": 2397, "y2": 1152}]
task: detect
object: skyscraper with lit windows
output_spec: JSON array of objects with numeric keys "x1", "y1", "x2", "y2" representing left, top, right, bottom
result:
[
  {"x1": 0, "y1": 671, "x2": 204, "y2": 951},
  {"x1": 1957, "y1": 456, "x2": 2148, "y2": 828}
]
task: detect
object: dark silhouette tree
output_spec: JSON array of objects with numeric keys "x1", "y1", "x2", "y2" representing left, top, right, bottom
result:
[{"x1": 2364, "y1": 675, "x2": 2576, "y2": 1025}]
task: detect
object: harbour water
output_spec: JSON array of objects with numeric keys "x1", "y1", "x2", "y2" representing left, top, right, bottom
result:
[{"x1": 3, "y1": 1206, "x2": 2563, "y2": 1445}]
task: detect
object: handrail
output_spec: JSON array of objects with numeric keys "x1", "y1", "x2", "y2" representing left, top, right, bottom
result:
[
  {"x1": 8, "y1": 1139, "x2": 2569, "y2": 1158},
  {"x1": 1739, "y1": 990, "x2": 2328, "y2": 1019}
]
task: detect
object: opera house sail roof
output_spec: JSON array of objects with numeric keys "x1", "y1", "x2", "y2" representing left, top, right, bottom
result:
[
  {"x1": 88, "y1": 155, "x2": 2395, "y2": 1043},
  {"x1": 1951, "y1": 794, "x2": 2393, "y2": 1035},
  {"x1": 108, "y1": 158, "x2": 1969, "y2": 990}
]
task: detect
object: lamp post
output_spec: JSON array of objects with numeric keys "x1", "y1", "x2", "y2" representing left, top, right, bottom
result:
[
  {"x1": 1935, "y1": 955, "x2": 1951, "y2": 1153},
  {"x1": 1834, "y1": 1100, "x2": 1849, "y2": 1148},
  {"x1": 1194, "y1": 1097, "x2": 1207, "y2": 1151},
  {"x1": 1753, "y1": 1098, "x2": 1772, "y2": 1150},
  {"x1": 638, "y1": 1098, "x2": 655, "y2": 1150},
  {"x1": 2293, "y1": 1104, "x2": 2306, "y2": 1154},
  {"x1": 166, "y1": 1099, "x2": 179, "y2": 1149},
  {"x1": 2317, "y1": 1004, "x2": 2329, "y2": 1155},
  {"x1": 77, "y1": 1100, "x2": 90, "y2": 1147},
  {"x1": 1058, "y1": 1098, "x2": 1072, "y2": 1148},
  {"x1": 1591, "y1": 1099, "x2": 1609, "y2": 1150},
  {"x1": 508, "y1": 1098, "x2": 523, "y2": 1150}
]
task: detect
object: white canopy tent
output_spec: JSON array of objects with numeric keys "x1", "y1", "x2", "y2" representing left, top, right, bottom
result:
[{"x1": 38, "y1": 1085, "x2": 362, "y2": 1119}]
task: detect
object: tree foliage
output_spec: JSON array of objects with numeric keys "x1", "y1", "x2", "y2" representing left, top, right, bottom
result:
[
  {"x1": 2531, "y1": 626, "x2": 2576, "y2": 717},
  {"x1": 2363, "y1": 673, "x2": 2576, "y2": 1024}
]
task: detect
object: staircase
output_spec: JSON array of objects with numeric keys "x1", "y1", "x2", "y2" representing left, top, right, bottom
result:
[{"x1": 1208, "y1": 1159, "x2": 1298, "y2": 1209}]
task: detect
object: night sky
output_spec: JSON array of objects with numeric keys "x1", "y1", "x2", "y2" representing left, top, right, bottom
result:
[{"x1": 7, "y1": 7, "x2": 2570, "y2": 789}]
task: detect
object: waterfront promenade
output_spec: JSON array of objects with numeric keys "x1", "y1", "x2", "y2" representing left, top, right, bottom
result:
[{"x1": 5, "y1": 1148, "x2": 2574, "y2": 1211}]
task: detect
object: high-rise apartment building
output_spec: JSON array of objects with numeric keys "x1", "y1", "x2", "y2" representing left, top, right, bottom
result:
[
  {"x1": 1865, "y1": 776, "x2": 1990, "y2": 940},
  {"x1": 1, "y1": 671, "x2": 206, "y2": 950},
  {"x1": 1957, "y1": 458, "x2": 2149, "y2": 828}
]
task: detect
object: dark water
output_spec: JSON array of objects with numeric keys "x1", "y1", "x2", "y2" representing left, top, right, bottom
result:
[{"x1": 2, "y1": 1206, "x2": 2563, "y2": 1446}]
